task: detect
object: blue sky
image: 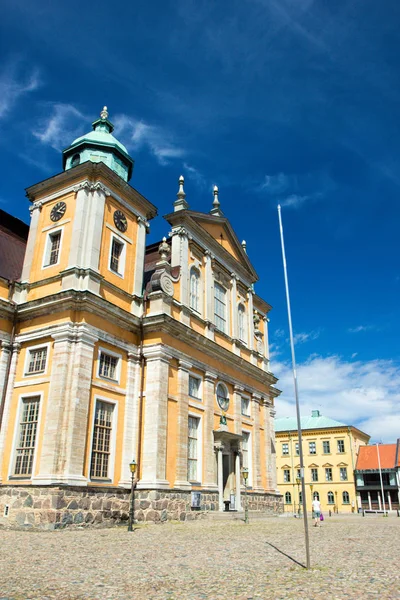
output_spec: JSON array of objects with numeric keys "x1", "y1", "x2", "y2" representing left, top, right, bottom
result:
[{"x1": 1, "y1": 0, "x2": 399, "y2": 442}]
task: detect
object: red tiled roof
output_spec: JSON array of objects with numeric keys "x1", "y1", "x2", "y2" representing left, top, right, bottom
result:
[{"x1": 356, "y1": 444, "x2": 397, "y2": 470}]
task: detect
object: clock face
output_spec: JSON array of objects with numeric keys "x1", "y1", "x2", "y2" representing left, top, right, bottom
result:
[
  {"x1": 113, "y1": 209, "x2": 127, "y2": 232},
  {"x1": 50, "y1": 202, "x2": 67, "y2": 222}
]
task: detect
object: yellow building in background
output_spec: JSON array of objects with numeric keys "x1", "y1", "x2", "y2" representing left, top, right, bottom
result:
[
  {"x1": 0, "y1": 107, "x2": 282, "y2": 528},
  {"x1": 275, "y1": 410, "x2": 370, "y2": 514}
]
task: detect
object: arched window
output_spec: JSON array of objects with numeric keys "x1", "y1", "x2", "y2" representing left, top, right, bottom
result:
[
  {"x1": 71, "y1": 153, "x2": 80, "y2": 167},
  {"x1": 189, "y1": 267, "x2": 200, "y2": 312},
  {"x1": 313, "y1": 491, "x2": 320, "y2": 501},
  {"x1": 238, "y1": 303, "x2": 247, "y2": 343},
  {"x1": 216, "y1": 383, "x2": 229, "y2": 411},
  {"x1": 285, "y1": 492, "x2": 292, "y2": 504},
  {"x1": 342, "y1": 491, "x2": 350, "y2": 504},
  {"x1": 327, "y1": 491, "x2": 335, "y2": 504}
]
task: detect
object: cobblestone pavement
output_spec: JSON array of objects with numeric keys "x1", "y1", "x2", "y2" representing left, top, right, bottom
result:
[{"x1": 0, "y1": 515, "x2": 399, "y2": 600}]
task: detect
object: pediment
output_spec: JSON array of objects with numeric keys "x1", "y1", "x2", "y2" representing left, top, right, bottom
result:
[
  {"x1": 309, "y1": 463, "x2": 319, "y2": 468},
  {"x1": 337, "y1": 462, "x2": 348, "y2": 467},
  {"x1": 281, "y1": 464, "x2": 291, "y2": 470},
  {"x1": 322, "y1": 462, "x2": 334, "y2": 468}
]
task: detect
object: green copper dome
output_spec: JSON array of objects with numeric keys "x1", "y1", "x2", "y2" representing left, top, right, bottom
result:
[{"x1": 62, "y1": 107, "x2": 134, "y2": 181}]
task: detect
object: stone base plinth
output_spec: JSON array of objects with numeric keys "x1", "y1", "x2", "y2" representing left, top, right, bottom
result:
[{"x1": 0, "y1": 486, "x2": 282, "y2": 529}]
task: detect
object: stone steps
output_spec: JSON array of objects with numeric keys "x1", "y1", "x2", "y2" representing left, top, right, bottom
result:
[{"x1": 206, "y1": 510, "x2": 274, "y2": 521}]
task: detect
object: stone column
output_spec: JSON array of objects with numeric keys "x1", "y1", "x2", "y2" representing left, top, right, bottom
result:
[
  {"x1": 67, "y1": 184, "x2": 91, "y2": 268},
  {"x1": 216, "y1": 445, "x2": 224, "y2": 511},
  {"x1": 235, "y1": 451, "x2": 242, "y2": 511},
  {"x1": 247, "y1": 288, "x2": 254, "y2": 351},
  {"x1": 203, "y1": 370, "x2": 218, "y2": 489},
  {"x1": 174, "y1": 359, "x2": 192, "y2": 489},
  {"x1": 137, "y1": 346, "x2": 171, "y2": 489},
  {"x1": 269, "y1": 407, "x2": 278, "y2": 491},
  {"x1": 252, "y1": 393, "x2": 263, "y2": 491},
  {"x1": 118, "y1": 350, "x2": 141, "y2": 487},
  {"x1": 0, "y1": 340, "x2": 12, "y2": 413},
  {"x1": 388, "y1": 491, "x2": 392, "y2": 511},
  {"x1": 0, "y1": 342, "x2": 21, "y2": 483},
  {"x1": 20, "y1": 202, "x2": 42, "y2": 282},
  {"x1": 204, "y1": 251, "x2": 215, "y2": 340},
  {"x1": 132, "y1": 217, "x2": 148, "y2": 298},
  {"x1": 368, "y1": 491, "x2": 372, "y2": 510},
  {"x1": 263, "y1": 402, "x2": 273, "y2": 491},
  {"x1": 377, "y1": 492, "x2": 382, "y2": 510},
  {"x1": 233, "y1": 384, "x2": 243, "y2": 435}
]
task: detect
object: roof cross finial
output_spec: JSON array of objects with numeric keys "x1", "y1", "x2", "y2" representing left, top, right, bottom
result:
[
  {"x1": 173, "y1": 174, "x2": 189, "y2": 211},
  {"x1": 100, "y1": 106, "x2": 108, "y2": 120}
]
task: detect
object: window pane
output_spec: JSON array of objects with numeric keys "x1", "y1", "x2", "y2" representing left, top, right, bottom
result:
[
  {"x1": 49, "y1": 232, "x2": 61, "y2": 265},
  {"x1": 238, "y1": 304, "x2": 246, "y2": 342},
  {"x1": 190, "y1": 269, "x2": 200, "y2": 312},
  {"x1": 242, "y1": 432, "x2": 250, "y2": 469},
  {"x1": 90, "y1": 401, "x2": 114, "y2": 479},
  {"x1": 110, "y1": 239, "x2": 123, "y2": 273},
  {"x1": 323, "y1": 441, "x2": 330, "y2": 453},
  {"x1": 282, "y1": 443, "x2": 289, "y2": 455},
  {"x1": 27, "y1": 348, "x2": 47, "y2": 374},
  {"x1": 99, "y1": 352, "x2": 118, "y2": 380},
  {"x1": 309, "y1": 442, "x2": 316, "y2": 454},
  {"x1": 187, "y1": 416, "x2": 199, "y2": 481},
  {"x1": 337, "y1": 440, "x2": 345, "y2": 453},
  {"x1": 189, "y1": 376, "x2": 201, "y2": 399},
  {"x1": 14, "y1": 397, "x2": 40, "y2": 476},
  {"x1": 214, "y1": 283, "x2": 226, "y2": 332},
  {"x1": 241, "y1": 397, "x2": 250, "y2": 416}
]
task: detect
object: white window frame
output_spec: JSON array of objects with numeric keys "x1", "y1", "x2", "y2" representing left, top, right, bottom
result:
[
  {"x1": 242, "y1": 430, "x2": 252, "y2": 487},
  {"x1": 340, "y1": 467, "x2": 348, "y2": 481},
  {"x1": 89, "y1": 397, "x2": 118, "y2": 482},
  {"x1": 285, "y1": 491, "x2": 292, "y2": 504},
  {"x1": 327, "y1": 491, "x2": 335, "y2": 504},
  {"x1": 23, "y1": 342, "x2": 51, "y2": 378},
  {"x1": 187, "y1": 413, "x2": 202, "y2": 483},
  {"x1": 311, "y1": 467, "x2": 318, "y2": 482},
  {"x1": 188, "y1": 373, "x2": 202, "y2": 401},
  {"x1": 9, "y1": 392, "x2": 44, "y2": 480},
  {"x1": 337, "y1": 439, "x2": 345, "y2": 453},
  {"x1": 97, "y1": 347, "x2": 122, "y2": 384},
  {"x1": 282, "y1": 442, "x2": 289, "y2": 455},
  {"x1": 214, "y1": 281, "x2": 228, "y2": 333},
  {"x1": 283, "y1": 468, "x2": 290, "y2": 483},
  {"x1": 42, "y1": 227, "x2": 64, "y2": 269},
  {"x1": 342, "y1": 491, "x2": 350, "y2": 504},
  {"x1": 323, "y1": 440, "x2": 331, "y2": 454},
  {"x1": 241, "y1": 395, "x2": 251, "y2": 418},
  {"x1": 189, "y1": 266, "x2": 201, "y2": 314},
  {"x1": 309, "y1": 441, "x2": 316, "y2": 455},
  {"x1": 325, "y1": 467, "x2": 333, "y2": 482},
  {"x1": 108, "y1": 234, "x2": 127, "y2": 278},
  {"x1": 237, "y1": 303, "x2": 247, "y2": 344}
]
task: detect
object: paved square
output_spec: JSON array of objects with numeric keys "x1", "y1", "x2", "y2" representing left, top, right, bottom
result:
[{"x1": 0, "y1": 515, "x2": 399, "y2": 599}]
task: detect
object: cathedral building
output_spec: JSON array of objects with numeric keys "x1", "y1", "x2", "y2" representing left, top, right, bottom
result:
[{"x1": 0, "y1": 108, "x2": 282, "y2": 528}]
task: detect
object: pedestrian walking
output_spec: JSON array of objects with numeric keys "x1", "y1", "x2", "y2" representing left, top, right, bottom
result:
[{"x1": 312, "y1": 497, "x2": 321, "y2": 527}]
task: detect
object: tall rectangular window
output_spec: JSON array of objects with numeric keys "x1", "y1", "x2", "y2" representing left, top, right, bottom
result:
[
  {"x1": 14, "y1": 397, "x2": 40, "y2": 476},
  {"x1": 337, "y1": 440, "x2": 345, "y2": 453},
  {"x1": 241, "y1": 397, "x2": 250, "y2": 417},
  {"x1": 99, "y1": 352, "x2": 118, "y2": 380},
  {"x1": 295, "y1": 443, "x2": 300, "y2": 455},
  {"x1": 189, "y1": 268, "x2": 200, "y2": 312},
  {"x1": 242, "y1": 431, "x2": 250, "y2": 471},
  {"x1": 323, "y1": 440, "x2": 330, "y2": 454},
  {"x1": 27, "y1": 347, "x2": 47, "y2": 375},
  {"x1": 283, "y1": 469, "x2": 290, "y2": 482},
  {"x1": 238, "y1": 304, "x2": 246, "y2": 343},
  {"x1": 90, "y1": 401, "x2": 114, "y2": 479},
  {"x1": 282, "y1": 443, "x2": 289, "y2": 455},
  {"x1": 189, "y1": 375, "x2": 201, "y2": 400},
  {"x1": 325, "y1": 467, "x2": 333, "y2": 482},
  {"x1": 311, "y1": 468, "x2": 318, "y2": 482},
  {"x1": 340, "y1": 467, "x2": 348, "y2": 481},
  {"x1": 187, "y1": 416, "x2": 200, "y2": 481},
  {"x1": 110, "y1": 238, "x2": 124, "y2": 274},
  {"x1": 309, "y1": 441, "x2": 316, "y2": 454},
  {"x1": 214, "y1": 282, "x2": 227, "y2": 333}
]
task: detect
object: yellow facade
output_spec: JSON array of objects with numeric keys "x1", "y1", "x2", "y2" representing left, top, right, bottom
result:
[
  {"x1": 0, "y1": 109, "x2": 282, "y2": 526},
  {"x1": 275, "y1": 419, "x2": 370, "y2": 514}
]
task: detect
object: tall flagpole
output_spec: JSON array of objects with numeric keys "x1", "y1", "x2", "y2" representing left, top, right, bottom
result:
[{"x1": 277, "y1": 205, "x2": 311, "y2": 569}]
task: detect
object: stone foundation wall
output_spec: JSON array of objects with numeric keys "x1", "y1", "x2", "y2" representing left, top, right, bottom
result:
[{"x1": 0, "y1": 486, "x2": 282, "y2": 529}]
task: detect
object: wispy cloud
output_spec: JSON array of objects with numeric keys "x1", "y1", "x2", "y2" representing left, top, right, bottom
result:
[
  {"x1": 293, "y1": 329, "x2": 321, "y2": 344},
  {"x1": 348, "y1": 325, "x2": 379, "y2": 334},
  {"x1": 32, "y1": 103, "x2": 87, "y2": 151},
  {"x1": 256, "y1": 170, "x2": 332, "y2": 210},
  {"x1": 280, "y1": 192, "x2": 322, "y2": 208},
  {"x1": 114, "y1": 114, "x2": 184, "y2": 166},
  {"x1": 274, "y1": 355, "x2": 400, "y2": 442},
  {"x1": 257, "y1": 172, "x2": 289, "y2": 194},
  {"x1": 0, "y1": 61, "x2": 41, "y2": 119},
  {"x1": 183, "y1": 162, "x2": 207, "y2": 188}
]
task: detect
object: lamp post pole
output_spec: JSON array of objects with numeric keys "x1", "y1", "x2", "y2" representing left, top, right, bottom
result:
[
  {"x1": 335, "y1": 490, "x2": 338, "y2": 514},
  {"x1": 128, "y1": 459, "x2": 137, "y2": 532},
  {"x1": 242, "y1": 468, "x2": 249, "y2": 524}
]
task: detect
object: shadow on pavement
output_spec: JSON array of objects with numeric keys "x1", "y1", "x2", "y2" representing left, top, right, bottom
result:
[{"x1": 265, "y1": 542, "x2": 306, "y2": 569}]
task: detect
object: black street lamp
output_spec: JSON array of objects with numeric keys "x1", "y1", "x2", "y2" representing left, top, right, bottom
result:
[
  {"x1": 128, "y1": 459, "x2": 137, "y2": 532},
  {"x1": 296, "y1": 476, "x2": 301, "y2": 517},
  {"x1": 242, "y1": 467, "x2": 249, "y2": 524}
]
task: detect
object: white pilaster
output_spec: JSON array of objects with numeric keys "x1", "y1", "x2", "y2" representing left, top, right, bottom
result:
[
  {"x1": 174, "y1": 359, "x2": 193, "y2": 490},
  {"x1": 247, "y1": 288, "x2": 254, "y2": 351},
  {"x1": 138, "y1": 346, "x2": 171, "y2": 489},
  {"x1": 231, "y1": 274, "x2": 238, "y2": 340},
  {"x1": 204, "y1": 251, "x2": 215, "y2": 340},
  {"x1": 263, "y1": 401, "x2": 273, "y2": 491},
  {"x1": 0, "y1": 340, "x2": 11, "y2": 412},
  {"x1": 118, "y1": 350, "x2": 141, "y2": 487},
  {"x1": 217, "y1": 445, "x2": 224, "y2": 511},
  {"x1": 233, "y1": 384, "x2": 243, "y2": 436},
  {"x1": 67, "y1": 184, "x2": 91, "y2": 268},
  {"x1": 0, "y1": 342, "x2": 21, "y2": 483},
  {"x1": 20, "y1": 202, "x2": 42, "y2": 282},
  {"x1": 132, "y1": 217, "x2": 147, "y2": 299},
  {"x1": 252, "y1": 393, "x2": 263, "y2": 491},
  {"x1": 203, "y1": 370, "x2": 218, "y2": 489},
  {"x1": 269, "y1": 407, "x2": 278, "y2": 491},
  {"x1": 235, "y1": 451, "x2": 242, "y2": 511}
]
